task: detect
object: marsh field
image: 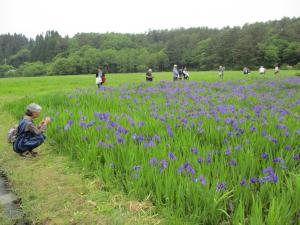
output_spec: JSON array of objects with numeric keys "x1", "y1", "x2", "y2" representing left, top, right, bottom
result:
[{"x1": 0, "y1": 70, "x2": 299, "y2": 225}]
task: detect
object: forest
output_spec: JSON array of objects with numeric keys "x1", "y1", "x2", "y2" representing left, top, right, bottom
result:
[{"x1": 0, "y1": 17, "x2": 299, "y2": 77}]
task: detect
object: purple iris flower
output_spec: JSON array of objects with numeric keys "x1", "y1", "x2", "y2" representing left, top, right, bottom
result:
[
  {"x1": 273, "y1": 157, "x2": 282, "y2": 163},
  {"x1": 117, "y1": 137, "x2": 125, "y2": 144},
  {"x1": 206, "y1": 155, "x2": 212, "y2": 163},
  {"x1": 191, "y1": 147, "x2": 198, "y2": 155},
  {"x1": 250, "y1": 177, "x2": 258, "y2": 184},
  {"x1": 276, "y1": 124, "x2": 286, "y2": 129},
  {"x1": 240, "y1": 179, "x2": 247, "y2": 186},
  {"x1": 269, "y1": 137, "x2": 278, "y2": 143},
  {"x1": 259, "y1": 176, "x2": 274, "y2": 183},
  {"x1": 225, "y1": 148, "x2": 231, "y2": 156},
  {"x1": 227, "y1": 131, "x2": 234, "y2": 137},
  {"x1": 262, "y1": 130, "x2": 267, "y2": 136},
  {"x1": 138, "y1": 121, "x2": 145, "y2": 128},
  {"x1": 149, "y1": 157, "x2": 158, "y2": 167},
  {"x1": 197, "y1": 157, "x2": 204, "y2": 164},
  {"x1": 216, "y1": 182, "x2": 226, "y2": 192},
  {"x1": 148, "y1": 141, "x2": 156, "y2": 147},
  {"x1": 160, "y1": 160, "x2": 168, "y2": 171},
  {"x1": 177, "y1": 165, "x2": 184, "y2": 174},
  {"x1": 169, "y1": 152, "x2": 177, "y2": 160},
  {"x1": 199, "y1": 176, "x2": 206, "y2": 185},
  {"x1": 285, "y1": 131, "x2": 289, "y2": 137},
  {"x1": 263, "y1": 166, "x2": 274, "y2": 174},
  {"x1": 64, "y1": 120, "x2": 73, "y2": 130},
  {"x1": 250, "y1": 126, "x2": 256, "y2": 132},
  {"x1": 261, "y1": 152, "x2": 268, "y2": 159},
  {"x1": 128, "y1": 118, "x2": 135, "y2": 126},
  {"x1": 184, "y1": 163, "x2": 195, "y2": 175},
  {"x1": 132, "y1": 134, "x2": 137, "y2": 140},
  {"x1": 234, "y1": 145, "x2": 241, "y2": 151},
  {"x1": 228, "y1": 159, "x2": 237, "y2": 166},
  {"x1": 137, "y1": 134, "x2": 144, "y2": 141},
  {"x1": 166, "y1": 124, "x2": 173, "y2": 137},
  {"x1": 293, "y1": 155, "x2": 300, "y2": 161},
  {"x1": 284, "y1": 145, "x2": 291, "y2": 151},
  {"x1": 152, "y1": 134, "x2": 161, "y2": 142}
]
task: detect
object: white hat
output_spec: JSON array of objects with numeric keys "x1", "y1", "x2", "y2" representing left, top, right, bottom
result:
[
  {"x1": 26, "y1": 103, "x2": 42, "y2": 113},
  {"x1": 174, "y1": 64, "x2": 177, "y2": 67}
]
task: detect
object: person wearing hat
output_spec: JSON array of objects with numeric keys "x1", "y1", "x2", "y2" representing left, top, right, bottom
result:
[
  {"x1": 13, "y1": 103, "x2": 51, "y2": 157},
  {"x1": 146, "y1": 68, "x2": 154, "y2": 81},
  {"x1": 173, "y1": 64, "x2": 179, "y2": 81}
]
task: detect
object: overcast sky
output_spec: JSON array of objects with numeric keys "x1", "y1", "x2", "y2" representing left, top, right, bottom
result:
[{"x1": 0, "y1": 0, "x2": 299, "y2": 38}]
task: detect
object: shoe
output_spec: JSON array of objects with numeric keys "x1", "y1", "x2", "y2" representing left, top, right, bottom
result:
[
  {"x1": 30, "y1": 151, "x2": 38, "y2": 157},
  {"x1": 19, "y1": 151, "x2": 32, "y2": 158}
]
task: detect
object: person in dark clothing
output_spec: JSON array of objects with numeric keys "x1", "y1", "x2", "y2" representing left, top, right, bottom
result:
[
  {"x1": 146, "y1": 68, "x2": 153, "y2": 81},
  {"x1": 13, "y1": 103, "x2": 50, "y2": 157},
  {"x1": 101, "y1": 73, "x2": 106, "y2": 85}
]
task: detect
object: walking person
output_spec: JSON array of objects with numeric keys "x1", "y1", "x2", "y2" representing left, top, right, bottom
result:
[
  {"x1": 183, "y1": 67, "x2": 190, "y2": 80},
  {"x1": 146, "y1": 68, "x2": 154, "y2": 81},
  {"x1": 259, "y1": 66, "x2": 266, "y2": 75},
  {"x1": 218, "y1": 65, "x2": 225, "y2": 79},
  {"x1": 173, "y1": 64, "x2": 179, "y2": 81},
  {"x1": 96, "y1": 66, "x2": 103, "y2": 88},
  {"x1": 13, "y1": 103, "x2": 50, "y2": 157},
  {"x1": 274, "y1": 65, "x2": 279, "y2": 75}
]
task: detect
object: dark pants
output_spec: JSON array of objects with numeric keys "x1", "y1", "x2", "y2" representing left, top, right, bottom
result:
[
  {"x1": 13, "y1": 134, "x2": 46, "y2": 153},
  {"x1": 146, "y1": 77, "x2": 153, "y2": 81}
]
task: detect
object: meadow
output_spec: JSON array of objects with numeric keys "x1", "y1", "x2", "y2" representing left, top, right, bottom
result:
[{"x1": 1, "y1": 70, "x2": 300, "y2": 224}]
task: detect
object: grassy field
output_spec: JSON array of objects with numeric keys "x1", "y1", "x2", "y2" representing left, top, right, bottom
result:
[{"x1": 0, "y1": 70, "x2": 300, "y2": 224}]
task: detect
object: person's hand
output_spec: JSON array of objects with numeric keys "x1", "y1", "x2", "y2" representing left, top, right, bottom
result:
[{"x1": 42, "y1": 117, "x2": 51, "y2": 125}]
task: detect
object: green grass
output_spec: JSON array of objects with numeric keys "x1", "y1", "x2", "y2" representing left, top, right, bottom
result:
[
  {"x1": 1, "y1": 70, "x2": 300, "y2": 224},
  {"x1": 1, "y1": 70, "x2": 299, "y2": 96}
]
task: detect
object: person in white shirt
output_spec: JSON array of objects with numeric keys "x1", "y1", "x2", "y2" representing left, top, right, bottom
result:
[
  {"x1": 274, "y1": 65, "x2": 279, "y2": 74},
  {"x1": 259, "y1": 66, "x2": 266, "y2": 75}
]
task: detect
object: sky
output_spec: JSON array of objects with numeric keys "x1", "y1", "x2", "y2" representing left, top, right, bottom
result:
[{"x1": 0, "y1": 0, "x2": 299, "y2": 38}]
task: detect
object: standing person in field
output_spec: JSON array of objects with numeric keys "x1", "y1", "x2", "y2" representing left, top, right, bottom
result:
[
  {"x1": 173, "y1": 64, "x2": 179, "y2": 81},
  {"x1": 13, "y1": 103, "x2": 50, "y2": 157},
  {"x1": 259, "y1": 66, "x2": 266, "y2": 75},
  {"x1": 243, "y1": 66, "x2": 248, "y2": 75},
  {"x1": 218, "y1": 65, "x2": 225, "y2": 79},
  {"x1": 101, "y1": 73, "x2": 106, "y2": 85},
  {"x1": 183, "y1": 66, "x2": 190, "y2": 80},
  {"x1": 146, "y1": 68, "x2": 154, "y2": 81},
  {"x1": 178, "y1": 67, "x2": 183, "y2": 80},
  {"x1": 96, "y1": 66, "x2": 103, "y2": 88},
  {"x1": 274, "y1": 64, "x2": 279, "y2": 75}
]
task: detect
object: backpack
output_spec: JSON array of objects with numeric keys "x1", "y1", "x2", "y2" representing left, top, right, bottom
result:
[{"x1": 7, "y1": 124, "x2": 18, "y2": 143}]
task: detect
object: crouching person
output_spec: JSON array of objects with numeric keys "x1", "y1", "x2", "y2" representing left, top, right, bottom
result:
[{"x1": 13, "y1": 103, "x2": 50, "y2": 157}]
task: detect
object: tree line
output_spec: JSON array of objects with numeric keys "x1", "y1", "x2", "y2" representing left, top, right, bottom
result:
[{"x1": 0, "y1": 17, "x2": 299, "y2": 77}]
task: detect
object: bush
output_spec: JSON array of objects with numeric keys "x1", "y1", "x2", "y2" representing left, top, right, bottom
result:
[
  {"x1": 17, "y1": 62, "x2": 47, "y2": 76},
  {"x1": 293, "y1": 62, "x2": 300, "y2": 70},
  {"x1": 280, "y1": 64, "x2": 293, "y2": 70},
  {"x1": 0, "y1": 65, "x2": 15, "y2": 77}
]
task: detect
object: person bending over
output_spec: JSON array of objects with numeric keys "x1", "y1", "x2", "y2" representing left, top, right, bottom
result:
[{"x1": 13, "y1": 103, "x2": 50, "y2": 157}]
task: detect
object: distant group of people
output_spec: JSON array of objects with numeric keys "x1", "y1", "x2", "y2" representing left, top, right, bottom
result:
[
  {"x1": 145, "y1": 65, "x2": 190, "y2": 82},
  {"x1": 250, "y1": 65, "x2": 279, "y2": 75},
  {"x1": 94, "y1": 63, "x2": 281, "y2": 87},
  {"x1": 219, "y1": 64, "x2": 280, "y2": 78},
  {"x1": 172, "y1": 65, "x2": 189, "y2": 81}
]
